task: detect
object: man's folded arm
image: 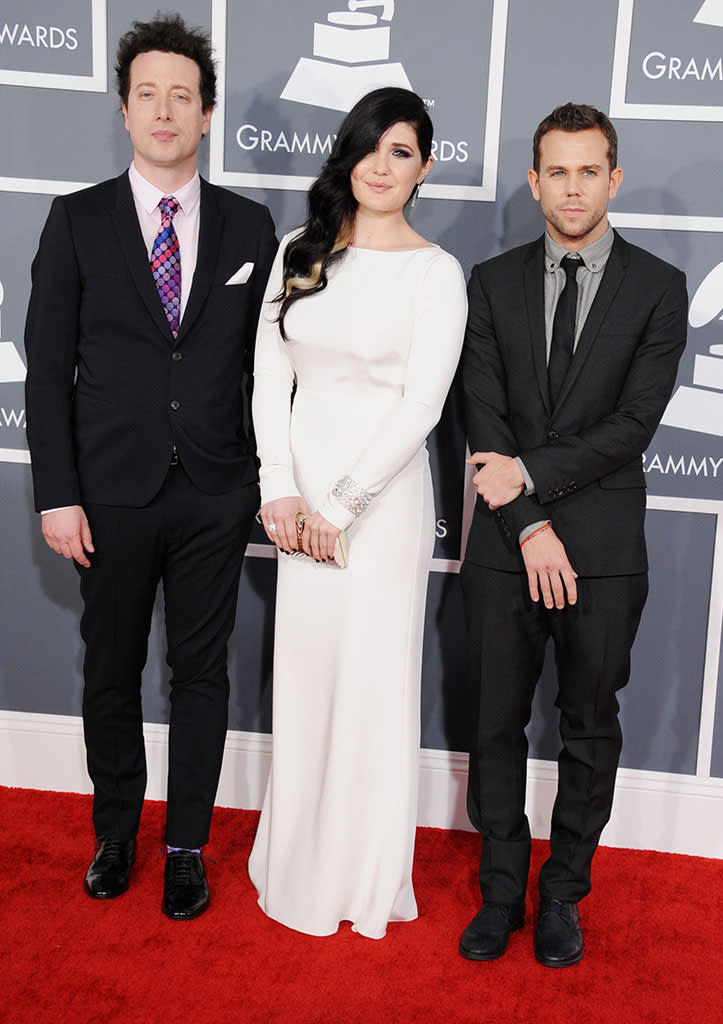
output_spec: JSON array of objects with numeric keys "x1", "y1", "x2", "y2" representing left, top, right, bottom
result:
[
  {"x1": 463, "y1": 265, "x2": 550, "y2": 544},
  {"x1": 520, "y1": 269, "x2": 688, "y2": 504}
]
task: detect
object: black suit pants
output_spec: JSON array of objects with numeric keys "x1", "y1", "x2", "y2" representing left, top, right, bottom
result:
[
  {"x1": 461, "y1": 562, "x2": 648, "y2": 904},
  {"x1": 76, "y1": 463, "x2": 259, "y2": 847}
]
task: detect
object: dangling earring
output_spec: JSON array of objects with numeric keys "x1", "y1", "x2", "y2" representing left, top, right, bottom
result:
[{"x1": 411, "y1": 182, "x2": 422, "y2": 208}]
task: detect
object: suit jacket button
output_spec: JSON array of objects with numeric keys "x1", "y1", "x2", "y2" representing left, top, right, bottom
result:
[
  {"x1": 170, "y1": 399, "x2": 180, "y2": 410},
  {"x1": 172, "y1": 351, "x2": 183, "y2": 361},
  {"x1": 547, "y1": 430, "x2": 559, "y2": 441}
]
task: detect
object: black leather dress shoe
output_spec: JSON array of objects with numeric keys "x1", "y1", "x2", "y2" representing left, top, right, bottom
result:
[
  {"x1": 535, "y1": 899, "x2": 584, "y2": 967},
  {"x1": 84, "y1": 837, "x2": 136, "y2": 899},
  {"x1": 459, "y1": 902, "x2": 525, "y2": 961},
  {"x1": 162, "y1": 852, "x2": 209, "y2": 920}
]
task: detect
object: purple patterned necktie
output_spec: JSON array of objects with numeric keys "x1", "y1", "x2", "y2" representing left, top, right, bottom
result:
[{"x1": 151, "y1": 196, "x2": 182, "y2": 337}]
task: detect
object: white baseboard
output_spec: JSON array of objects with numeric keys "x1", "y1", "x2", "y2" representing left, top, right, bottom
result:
[
  {"x1": 415, "y1": 746, "x2": 723, "y2": 858},
  {"x1": 2, "y1": 711, "x2": 721, "y2": 859}
]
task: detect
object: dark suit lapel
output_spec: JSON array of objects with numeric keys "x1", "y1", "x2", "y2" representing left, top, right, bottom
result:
[
  {"x1": 111, "y1": 171, "x2": 175, "y2": 341},
  {"x1": 176, "y1": 178, "x2": 223, "y2": 343},
  {"x1": 523, "y1": 237, "x2": 551, "y2": 416},
  {"x1": 554, "y1": 232, "x2": 627, "y2": 408}
]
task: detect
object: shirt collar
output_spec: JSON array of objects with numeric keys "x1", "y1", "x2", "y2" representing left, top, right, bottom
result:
[
  {"x1": 544, "y1": 224, "x2": 615, "y2": 275},
  {"x1": 128, "y1": 162, "x2": 201, "y2": 216}
]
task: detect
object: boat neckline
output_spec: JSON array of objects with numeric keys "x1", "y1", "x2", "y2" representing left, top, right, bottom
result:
[{"x1": 347, "y1": 243, "x2": 439, "y2": 253}]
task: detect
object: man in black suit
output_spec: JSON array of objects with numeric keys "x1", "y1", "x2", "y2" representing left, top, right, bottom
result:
[
  {"x1": 24, "y1": 14, "x2": 277, "y2": 919},
  {"x1": 459, "y1": 104, "x2": 687, "y2": 966}
]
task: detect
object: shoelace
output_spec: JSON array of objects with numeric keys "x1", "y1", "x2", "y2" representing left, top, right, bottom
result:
[
  {"x1": 165, "y1": 850, "x2": 216, "y2": 886},
  {"x1": 540, "y1": 899, "x2": 574, "y2": 921},
  {"x1": 167, "y1": 852, "x2": 195, "y2": 885},
  {"x1": 96, "y1": 838, "x2": 127, "y2": 863}
]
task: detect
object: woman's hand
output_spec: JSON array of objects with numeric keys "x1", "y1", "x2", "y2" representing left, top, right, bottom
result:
[
  {"x1": 260, "y1": 496, "x2": 310, "y2": 553},
  {"x1": 299, "y1": 510, "x2": 341, "y2": 562}
]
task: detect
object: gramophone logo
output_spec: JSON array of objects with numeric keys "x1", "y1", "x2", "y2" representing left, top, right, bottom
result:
[
  {"x1": 212, "y1": 0, "x2": 508, "y2": 201},
  {"x1": 661, "y1": 261, "x2": 723, "y2": 437},
  {"x1": 0, "y1": 280, "x2": 30, "y2": 464},
  {"x1": 281, "y1": 0, "x2": 412, "y2": 113},
  {"x1": 695, "y1": 0, "x2": 723, "y2": 26},
  {"x1": 610, "y1": 0, "x2": 723, "y2": 121}
]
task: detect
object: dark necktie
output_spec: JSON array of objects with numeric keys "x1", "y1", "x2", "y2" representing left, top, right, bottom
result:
[
  {"x1": 151, "y1": 196, "x2": 182, "y2": 338},
  {"x1": 548, "y1": 254, "x2": 580, "y2": 405}
]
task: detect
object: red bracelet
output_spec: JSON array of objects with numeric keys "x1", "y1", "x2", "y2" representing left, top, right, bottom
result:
[{"x1": 520, "y1": 523, "x2": 551, "y2": 547}]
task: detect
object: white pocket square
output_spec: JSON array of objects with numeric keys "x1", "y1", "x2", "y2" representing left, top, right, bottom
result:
[{"x1": 225, "y1": 262, "x2": 254, "y2": 286}]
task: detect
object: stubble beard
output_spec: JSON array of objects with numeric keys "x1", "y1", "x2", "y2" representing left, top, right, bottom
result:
[{"x1": 545, "y1": 205, "x2": 607, "y2": 245}]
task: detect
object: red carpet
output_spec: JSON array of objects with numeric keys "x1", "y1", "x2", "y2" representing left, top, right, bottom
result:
[{"x1": 3, "y1": 787, "x2": 721, "y2": 1024}]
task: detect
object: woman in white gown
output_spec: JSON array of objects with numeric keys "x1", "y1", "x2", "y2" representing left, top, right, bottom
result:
[{"x1": 248, "y1": 88, "x2": 468, "y2": 939}]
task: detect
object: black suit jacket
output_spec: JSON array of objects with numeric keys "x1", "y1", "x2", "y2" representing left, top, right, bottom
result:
[
  {"x1": 463, "y1": 231, "x2": 687, "y2": 577},
  {"x1": 25, "y1": 171, "x2": 277, "y2": 512}
]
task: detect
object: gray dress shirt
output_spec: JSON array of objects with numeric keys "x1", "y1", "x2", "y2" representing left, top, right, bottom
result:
[{"x1": 516, "y1": 226, "x2": 615, "y2": 543}]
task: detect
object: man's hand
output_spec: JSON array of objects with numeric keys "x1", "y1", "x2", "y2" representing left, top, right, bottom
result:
[
  {"x1": 41, "y1": 506, "x2": 94, "y2": 568},
  {"x1": 520, "y1": 526, "x2": 578, "y2": 609},
  {"x1": 467, "y1": 451, "x2": 525, "y2": 510}
]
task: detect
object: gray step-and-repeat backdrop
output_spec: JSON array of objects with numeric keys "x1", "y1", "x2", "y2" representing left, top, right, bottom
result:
[{"x1": 1, "y1": 1, "x2": 721, "y2": 788}]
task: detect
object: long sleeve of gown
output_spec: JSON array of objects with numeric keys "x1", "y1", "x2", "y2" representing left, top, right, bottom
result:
[
  {"x1": 317, "y1": 251, "x2": 468, "y2": 531},
  {"x1": 252, "y1": 235, "x2": 301, "y2": 505}
]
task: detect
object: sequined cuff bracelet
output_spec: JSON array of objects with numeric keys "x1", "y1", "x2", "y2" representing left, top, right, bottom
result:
[{"x1": 331, "y1": 475, "x2": 372, "y2": 517}]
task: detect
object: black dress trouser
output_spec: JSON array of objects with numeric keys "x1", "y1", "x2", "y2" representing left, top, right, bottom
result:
[
  {"x1": 461, "y1": 562, "x2": 648, "y2": 905},
  {"x1": 76, "y1": 462, "x2": 259, "y2": 848}
]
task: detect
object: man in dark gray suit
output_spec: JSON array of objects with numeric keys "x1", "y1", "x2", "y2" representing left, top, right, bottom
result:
[
  {"x1": 459, "y1": 104, "x2": 687, "y2": 966},
  {"x1": 25, "y1": 14, "x2": 276, "y2": 919}
]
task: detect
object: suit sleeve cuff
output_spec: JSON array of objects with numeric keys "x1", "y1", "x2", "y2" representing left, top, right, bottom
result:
[
  {"x1": 518, "y1": 520, "x2": 551, "y2": 546},
  {"x1": 517, "y1": 457, "x2": 536, "y2": 496}
]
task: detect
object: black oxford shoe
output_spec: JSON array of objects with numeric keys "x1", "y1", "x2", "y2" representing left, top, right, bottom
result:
[
  {"x1": 535, "y1": 898, "x2": 584, "y2": 967},
  {"x1": 162, "y1": 852, "x2": 209, "y2": 920},
  {"x1": 84, "y1": 837, "x2": 136, "y2": 899},
  {"x1": 459, "y1": 902, "x2": 525, "y2": 961}
]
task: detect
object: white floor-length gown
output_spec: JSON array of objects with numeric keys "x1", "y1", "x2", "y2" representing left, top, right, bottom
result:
[{"x1": 248, "y1": 234, "x2": 467, "y2": 938}]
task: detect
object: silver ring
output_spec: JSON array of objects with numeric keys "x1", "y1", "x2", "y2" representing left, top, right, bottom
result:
[{"x1": 267, "y1": 523, "x2": 277, "y2": 533}]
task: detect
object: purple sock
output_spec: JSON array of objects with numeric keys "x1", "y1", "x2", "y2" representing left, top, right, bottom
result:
[{"x1": 167, "y1": 845, "x2": 201, "y2": 855}]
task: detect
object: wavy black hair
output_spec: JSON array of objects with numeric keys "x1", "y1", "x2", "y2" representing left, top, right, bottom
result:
[
  {"x1": 116, "y1": 12, "x2": 216, "y2": 113},
  {"x1": 276, "y1": 87, "x2": 433, "y2": 339}
]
